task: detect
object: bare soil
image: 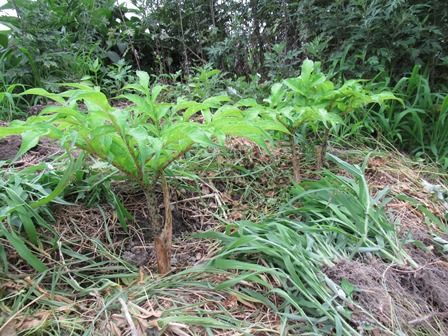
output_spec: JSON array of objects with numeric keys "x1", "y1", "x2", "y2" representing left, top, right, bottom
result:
[
  {"x1": 325, "y1": 250, "x2": 448, "y2": 335},
  {"x1": 0, "y1": 135, "x2": 21, "y2": 161},
  {"x1": 0, "y1": 134, "x2": 60, "y2": 163}
]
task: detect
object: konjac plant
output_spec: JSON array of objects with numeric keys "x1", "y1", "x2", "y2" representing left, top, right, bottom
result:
[
  {"x1": 0, "y1": 71, "x2": 281, "y2": 273},
  {"x1": 263, "y1": 60, "x2": 398, "y2": 182}
]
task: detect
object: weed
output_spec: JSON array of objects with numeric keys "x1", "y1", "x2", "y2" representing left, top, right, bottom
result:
[
  {"x1": 0, "y1": 82, "x2": 28, "y2": 121},
  {"x1": 356, "y1": 65, "x2": 448, "y2": 168},
  {"x1": 204, "y1": 155, "x2": 418, "y2": 335},
  {"x1": 0, "y1": 154, "x2": 82, "y2": 271},
  {"x1": 263, "y1": 60, "x2": 397, "y2": 181}
]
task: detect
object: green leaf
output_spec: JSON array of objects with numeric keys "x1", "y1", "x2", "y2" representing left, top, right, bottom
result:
[
  {"x1": 214, "y1": 105, "x2": 243, "y2": 119},
  {"x1": 301, "y1": 59, "x2": 315, "y2": 80},
  {"x1": 203, "y1": 95, "x2": 231, "y2": 108},
  {"x1": 255, "y1": 120, "x2": 290, "y2": 134},
  {"x1": 151, "y1": 84, "x2": 165, "y2": 102},
  {"x1": 72, "y1": 91, "x2": 111, "y2": 112},
  {"x1": 21, "y1": 88, "x2": 65, "y2": 104},
  {"x1": 268, "y1": 83, "x2": 285, "y2": 107},
  {"x1": 137, "y1": 71, "x2": 150, "y2": 89},
  {"x1": 175, "y1": 100, "x2": 208, "y2": 121},
  {"x1": 110, "y1": 192, "x2": 130, "y2": 231},
  {"x1": 212, "y1": 258, "x2": 271, "y2": 272},
  {"x1": 0, "y1": 227, "x2": 47, "y2": 272},
  {"x1": 14, "y1": 129, "x2": 46, "y2": 160},
  {"x1": 0, "y1": 31, "x2": 8, "y2": 48},
  {"x1": 106, "y1": 50, "x2": 121, "y2": 63},
  {"x1": 0, "y1": 125, "x2": 29, "y2": 138},
  {"x1": 340, "y1": 278, "x2": 355, "y2": 297},
  {"x1": 31, "y1": 154, "x2": 84, "y2": 208},
  {"x1": 236, "y1": 98, "x2": 258, "y2": 107},
  {"x1": 17, "y1": 209, "x2": 39, "y2": 245}
]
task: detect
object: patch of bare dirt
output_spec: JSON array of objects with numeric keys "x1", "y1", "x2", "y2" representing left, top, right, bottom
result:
[
  {"x1": 325, "y1": 249, "x2": 448, "y2": 335},
  {"x1": 364, "y1": 153, "x2": 447, "y2": 236},
  {"x1": 50, "y1": 181, "x2": 221, "y2": 272},
  {"x1": 0, "y1": 136, "x2": 61, "y2": 164},
  {"x1": 0, "y1": 135, "x2": 21, "y2": 161},
  {"x1": 0, "y1": 118, "x2": 61, "y2": 164}
]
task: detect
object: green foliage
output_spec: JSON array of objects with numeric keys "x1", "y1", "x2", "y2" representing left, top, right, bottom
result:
[
  {"x1": 0, "y1": 155, "x2": 83, "y2": 272},
  {"x1": 265, "y1": 60, "x2": 397, "y2": 135},
  {"x1": 264, "y1": 42, "x2": 301, "y2": 81},
  {"x1": 102, "y1": 60, "x2": 136, "y2": 97},
  {"x1": 353, "y1": 66, "x2": 448, "y2": 168},
  {"x1": 2, "y1": 72, "x2": 275, "y2": 187},
  {"x1": 86, "y1": 58, "x2": 136, "y2": 97},
  {"x1": 0, "y1": 0, "x2": 447, "y2": 328},
  {"x1": 1, "y1": 0, "x2": 447, "y2": 92},
  {"x1": 299, "y1": 0, "x2": 448, "y2": 83},
  {"x1": 256, "y1": 60, "x2": 398, "y2": 180},
  {"x1": 291, "y1": 154, "x2": 416, "y2": 266},
  {"x1": 0, "y1": 82, "x2": 28, "y2": 120},
  {"x1": 0, "y1": 71, "x2": 283, "y2": 269},
  {"x1": 115, "y1": 0, "x2": 447, "y2": 87},
  {"x1": 265, "y1": 60, "x2": 341, "y2": 133},
  {"x1": 386, "y1": 67, "x2": 448, "y2": 167},
  {"x1": 186, "y1": 65, "x2": 226, "y2": 100},
  {"x1": 0, "y1": 0, "x2": 128, "y2": 88}
]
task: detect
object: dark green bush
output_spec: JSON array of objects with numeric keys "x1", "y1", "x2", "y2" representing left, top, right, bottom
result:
[{"x1": 298, "y1": 0, "x2": 448, "y2": 84}]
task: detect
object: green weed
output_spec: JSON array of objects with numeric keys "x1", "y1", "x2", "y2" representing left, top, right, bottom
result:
[{"x1": 204, "y1": 155, "x2": 418, "y2": 335}]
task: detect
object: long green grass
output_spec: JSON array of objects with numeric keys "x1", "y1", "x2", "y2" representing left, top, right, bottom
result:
[
  {"x1": 356, "y1": 66, "x2": 448, "y2": 168},
  {"x1": 200, "y1": 154, "x2": 421, "y2": 335}
]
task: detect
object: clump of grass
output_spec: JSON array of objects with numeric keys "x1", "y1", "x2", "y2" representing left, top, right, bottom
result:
[{"x1": 204, "y1": 154, "x2": 419, "y2": 335}]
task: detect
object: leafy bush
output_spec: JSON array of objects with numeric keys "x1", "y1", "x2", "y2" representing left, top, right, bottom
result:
[
  {"x1": 264, "y1": 42, "x2": 301, "y2": 81},
  {"x1": 0, "y1": 71, "x2": 283, "y2": 272},
  {"x1": 2, "y1": 0, "x2": 446, "y2": 93},
  {"x1": 261, "y1": 60, "x2": 397, "y2": 181},
  {"x1": 0, "y1": 0, "x2": 127, "y2": 88},
  {"x1": 298, "y1": 0, "x2": 448, "y2": 83}
]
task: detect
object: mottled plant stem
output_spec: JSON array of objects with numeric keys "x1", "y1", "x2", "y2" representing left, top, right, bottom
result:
[
  {"x1": 143, "y1": 175, "x2": 173, "y2": 274},
  {"x1": 320, "y1": 127, "x2": 330, "y2": 168},
  {"x1": 144, "y1": 182, "x2": 162, "y2": 236},
  {"x1": 290, "y1": 134, "x2": 301, "y2": 183},
  {"x1": 155, "y1": 175, "x2": 173, "y2": 274}
]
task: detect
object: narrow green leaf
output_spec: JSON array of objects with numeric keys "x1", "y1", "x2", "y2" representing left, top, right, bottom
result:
[{"x1": 0, "y1": 227, "x2": 47, "y2": 272}]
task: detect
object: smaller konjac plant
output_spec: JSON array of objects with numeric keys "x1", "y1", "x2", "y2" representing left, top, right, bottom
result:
[
  {"x1": 0, "y1": 71, "x2": 279, "y2": 273},
  {"x1": 262, "y1": 60, "x2": 398, "y2": 182}
]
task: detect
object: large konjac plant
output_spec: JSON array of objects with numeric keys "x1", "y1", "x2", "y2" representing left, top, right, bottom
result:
[{"x1": 0, "y1": 71, "x2": 280, "y2": 273}]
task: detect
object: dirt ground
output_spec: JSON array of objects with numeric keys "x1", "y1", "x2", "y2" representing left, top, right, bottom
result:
[
  {"x1": 0, "y1": 135, "x2": 21, "y2": 161},
  {"x1": 0, "y1": 135, "x2": 60, "y2": 163}
]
